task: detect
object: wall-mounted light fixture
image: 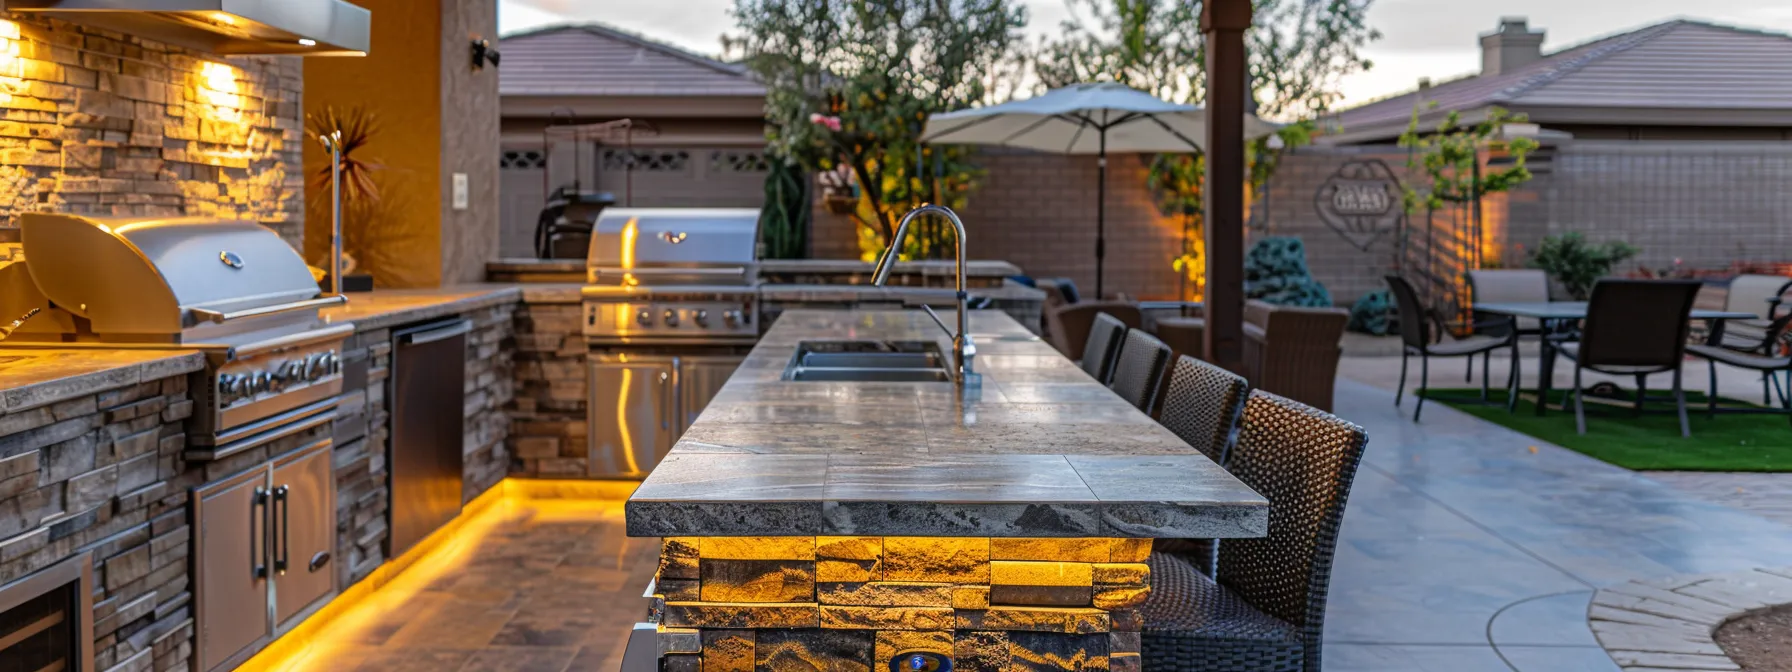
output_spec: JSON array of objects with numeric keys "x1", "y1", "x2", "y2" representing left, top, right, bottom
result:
[{"x1": 471, "y1": 38, "x2": 500, "y2": 70}]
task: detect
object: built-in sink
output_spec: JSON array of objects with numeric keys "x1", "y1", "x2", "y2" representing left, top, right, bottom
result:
[{"x1": 784, "y1": 340, "x2": 951, "y2": 382}]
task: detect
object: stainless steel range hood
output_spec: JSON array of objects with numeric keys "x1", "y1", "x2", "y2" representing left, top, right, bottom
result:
[{"x1": 4, "y1": 0, "x2": 371, "y2": 56}]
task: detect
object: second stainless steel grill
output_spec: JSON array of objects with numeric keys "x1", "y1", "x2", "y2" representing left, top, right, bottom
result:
[{"x1": 580, "y1": 208, "x2": 763, "y2": 478}]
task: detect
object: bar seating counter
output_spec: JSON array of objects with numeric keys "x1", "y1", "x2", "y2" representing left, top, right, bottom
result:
[{"x1": 627, "y1": 308, "x2": 1268, "y2": 538}]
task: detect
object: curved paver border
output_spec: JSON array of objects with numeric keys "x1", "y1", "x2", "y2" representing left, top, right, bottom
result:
[{"x1": 1590, "y1": 566, "x2": 1792, "y2": 670}]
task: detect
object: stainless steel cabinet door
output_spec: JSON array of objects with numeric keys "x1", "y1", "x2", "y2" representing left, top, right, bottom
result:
[
  {"x1": 677, "y1": 355, "x2": 744, "y2": 435},
  {"x1": 193, "y1": 467, "x2": 271, "y2": 672},
  {"x1": 271, "y1": 440, "x2": 337, "y2": 628},
  {"x1": 587, "y1": 357, "x2": 676, "y2": 478}
]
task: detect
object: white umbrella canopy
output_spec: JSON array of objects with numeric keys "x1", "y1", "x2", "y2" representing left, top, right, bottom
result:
[
  {"x1": 921, "y1": 82, "x2": 1279, "y2": 297},
  {"x1": 921, "y1": 82, "x2": 1280, "y2": 153}
]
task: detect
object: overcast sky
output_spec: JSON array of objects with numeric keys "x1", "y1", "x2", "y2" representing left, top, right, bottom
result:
[{"x1": 499, "y1": 0, "x2": 1792, "y2": 107}]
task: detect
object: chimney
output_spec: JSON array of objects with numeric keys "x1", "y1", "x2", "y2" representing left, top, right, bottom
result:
[{"x1": 1480, "y1": 17, "x2": 1545, "y2": 76}]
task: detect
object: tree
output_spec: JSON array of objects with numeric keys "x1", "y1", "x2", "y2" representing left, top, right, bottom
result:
[
  {"x1": 1032, "y1": 0, "x2": 1379, "y2": 119},
  {"x1": 728, "y1": 0, "x2": 1025, "y2": 259},
  {"x1": 1033, "y1": 0, "x2": 1371, "y2": 298}
]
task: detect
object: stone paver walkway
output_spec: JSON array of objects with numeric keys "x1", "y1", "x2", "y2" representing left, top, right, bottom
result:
[
  {"x1": 1590, "y1": 566, "x2": 1792, "y2": 670},
  {"x1": 1324, "y1": 377, "x2": 1792, "y2": 671}
]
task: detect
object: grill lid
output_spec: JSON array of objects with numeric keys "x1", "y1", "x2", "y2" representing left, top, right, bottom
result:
[
  {"x1": 586, "y1": 208, "x2": 760, "y2": 271},
  {"x1": 21, "y1": 213, "x2": 322, "y2": 336}
]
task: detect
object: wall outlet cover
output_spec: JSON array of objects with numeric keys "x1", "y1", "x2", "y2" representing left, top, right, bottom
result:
[{"x1": 452, "y1": 173, "x2": 469, "y2": 210}]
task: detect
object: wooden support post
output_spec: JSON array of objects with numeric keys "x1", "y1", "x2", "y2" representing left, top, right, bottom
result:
[{"x1": 1201, "y1": 0, "x2": 1252, "y2": 372}]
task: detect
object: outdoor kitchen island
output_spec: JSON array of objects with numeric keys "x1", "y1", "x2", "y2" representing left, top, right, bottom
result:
[{"x1": 626, "y1": 309, "x2": 1269, "y2": 672}]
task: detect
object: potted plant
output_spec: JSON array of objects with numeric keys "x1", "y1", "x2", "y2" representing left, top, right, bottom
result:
[{"x1": 1528, "y1": 232, "x2": 1639, "y2": 300}]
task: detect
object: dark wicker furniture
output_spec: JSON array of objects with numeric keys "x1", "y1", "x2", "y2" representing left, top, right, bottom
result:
[
  {"x1": 1141, "y1": 391, "x2": 1370, "y2": 672},
  {"x1": 1081, "y1": 312, "x2": 1129, "y2": 384}
]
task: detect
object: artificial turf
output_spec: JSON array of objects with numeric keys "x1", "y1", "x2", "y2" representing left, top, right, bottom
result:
[{"x1": 1431, "y1": 388, "x2": 1792, "y2": 472}]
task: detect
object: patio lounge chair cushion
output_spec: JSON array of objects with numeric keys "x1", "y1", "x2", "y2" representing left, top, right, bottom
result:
[
  {"x1": 1467, "y1": 269, "x2": 1549, "y2": 332},
  {"x1": 1687, "y1": 344, "x2": 1792, "y2": 371},
  {"x1": 1422, "y1": 334, "x2": 1511, "y2": 357},
  {"x1": 1141, "y1": 550, "x2": 1304, "y2": 671}
]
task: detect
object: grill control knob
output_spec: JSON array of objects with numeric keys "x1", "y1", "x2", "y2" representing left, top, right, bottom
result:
[
  {"x1": 723, "y1": 310, "x2": 744, "y2": 327},
  {"x1": 636, "y1": 309, "x2": 653, "y2": 327},
  {"x1": 304, "y1": 353, "x2": 329, "y2": 380},
  {"x1": 249, "y1": 372, "x2": 270, "y2": 394},
  {"x1": 663, "y1": 309, "x2": 680, "y2": 328},
  {"x1": 693, "y1": 310, "x2": 710, "y2": 327}
]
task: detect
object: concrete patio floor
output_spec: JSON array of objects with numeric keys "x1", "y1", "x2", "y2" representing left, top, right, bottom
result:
[
  {"x1": 1323, "y1": 373, "x2": 1792, "y2": 671},
  {"x1": 250, "y1": 365, "x2": 1792, "y2": 672}
]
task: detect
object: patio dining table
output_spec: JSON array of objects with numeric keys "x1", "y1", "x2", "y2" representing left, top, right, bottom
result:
[{"x1": 1475, "y1": 301, "x2": 1758, "y2": 416}]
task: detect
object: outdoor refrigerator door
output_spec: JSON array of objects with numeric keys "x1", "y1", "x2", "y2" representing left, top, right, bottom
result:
[{"x1": 272, "y1": 439, "x2": 338, "y2": 629}]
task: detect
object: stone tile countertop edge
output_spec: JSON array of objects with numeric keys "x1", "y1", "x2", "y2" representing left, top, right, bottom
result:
[
  {"x1": 0, "y1": 349, "x2": 205, "y2": 414},
  {"x1": 625, "y1": 308, "x2": 1270, "y2": 539},
  {"x1": 318, "y1": 283, "x2": 573, "y2": 331}
]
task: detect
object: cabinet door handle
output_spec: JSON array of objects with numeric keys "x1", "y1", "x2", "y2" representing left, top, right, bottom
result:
[
  {"x1": 252, "y1": 487, "x2": 269, "y2": 580},
  {"x1": 273, "y1": 485, "x2": 290, "y2": 576},
  {"x1": 658, "y1": 370, "x2": 670, "y2": 429},
  {"x1": 309, "y1": 551, "x2": 331, "y2": 573}
]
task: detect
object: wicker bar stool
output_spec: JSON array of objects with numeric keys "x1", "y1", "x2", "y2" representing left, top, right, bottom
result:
[
  {"x1": 1110, "y1": 329, "x2": 1172, "y2": 415},
  {"x1": 1141, "y1": 391, "x2": 1370, "y2": 672},
  {"x1": 1081, "y1": 312, "x2": 1129, "y2": 384},
  {"x1": 1153, "y1": 355, "x2": 1251, "y2": 575}
]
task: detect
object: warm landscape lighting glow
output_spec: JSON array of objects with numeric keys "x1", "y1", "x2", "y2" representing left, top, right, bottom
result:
[
  {"x1": 210, "y1": 12, "x2": 236, "y2": 25},
  {"x1": 297, "y1": 38, "x2": 317, "y2": 46}
]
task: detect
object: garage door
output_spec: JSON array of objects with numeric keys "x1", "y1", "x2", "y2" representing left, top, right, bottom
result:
[{"x1": 594, "y1": 147, "x2": 770, "y2": 207}]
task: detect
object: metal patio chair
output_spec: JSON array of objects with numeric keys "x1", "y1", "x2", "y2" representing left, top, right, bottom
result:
[
  {"x1": 1080, "y1": 312, "x2": 1129, "y2": 384},
  {"x1": 1688, "y1": 313, "x2": 1792, "y2": 424},
  {"x1": 1110, "y1": 328, "x2": 1172, "y2": 415},
  {"x1": 1141, "y1": 391, "x2": 1370, "y2": 672},
  {"x1": 1386, "y1": 275, "x2": 1520, "y2": 421},
  {"x1": 1556, "y1": 279, "x2": 1702, "y2": 437}
]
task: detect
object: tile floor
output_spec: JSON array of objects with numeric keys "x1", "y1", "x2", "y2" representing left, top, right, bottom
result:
[
  {"x1": 250, "y1": 494, "x2": 660, "y2": 672},
  {"x1": 258, "y1": 371, "x2": 1792, "y2": 672}
]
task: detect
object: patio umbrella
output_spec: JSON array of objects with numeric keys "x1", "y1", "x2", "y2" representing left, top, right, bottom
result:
[{"x1": 922, "y1": 82, "x2": 1279, "y2": 298}]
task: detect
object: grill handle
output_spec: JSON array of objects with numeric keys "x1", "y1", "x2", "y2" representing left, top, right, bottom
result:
[{"x1": 189, "y1": 295, "x2": 349, "y2": 325}]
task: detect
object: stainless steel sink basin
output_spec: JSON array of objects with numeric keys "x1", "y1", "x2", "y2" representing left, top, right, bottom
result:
[
  {"x1": 786, "y1": 368, "x2": 951, "y2": 382},
  {"x1": 799, "y1": 352, "x2": 941, "y2": 369},
  {"x1": 784, "y1": 340, "x2": 951, "y2": 382}
]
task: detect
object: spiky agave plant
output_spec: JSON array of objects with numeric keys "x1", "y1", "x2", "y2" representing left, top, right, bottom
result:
[{"x1": 305, "y1": 105, "x2": 383, "y2": 212}]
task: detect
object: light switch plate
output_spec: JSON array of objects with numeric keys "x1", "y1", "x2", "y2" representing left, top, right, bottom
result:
[{"x1": 452, "y1": 173, "x2": 468, "y2": 210}]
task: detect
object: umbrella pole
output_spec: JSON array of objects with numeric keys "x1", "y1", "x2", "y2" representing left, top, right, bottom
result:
[{"x1": 1096, "y1": 133, "x2": 1107, "y2": 299}]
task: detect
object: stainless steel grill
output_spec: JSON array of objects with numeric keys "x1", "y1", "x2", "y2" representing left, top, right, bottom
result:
[
  {"x1": 579, "y1": 208, "x2": 763, "y2": 478},
  {"x1": 581, "y1": 208, "x2": 762, "y2": 344},
  {"x1": 2, "y1": 213, "x2": 351, "y2": 459}
]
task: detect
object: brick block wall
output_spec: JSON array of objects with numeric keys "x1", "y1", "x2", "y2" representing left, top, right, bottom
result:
[
  {"x1": 0, "y1": 14, "x2": 304, "y2": 246},
  {"x1": 811, "y1": 148, "x2": 1187, "y2": 301},
  {"x1": 0, "y1": 375, "x2": 198, "y2": 672}
]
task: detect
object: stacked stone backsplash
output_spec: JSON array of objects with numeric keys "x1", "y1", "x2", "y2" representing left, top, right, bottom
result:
[
  {"x1": 508, "y1": 298, "x2": 589, "y2": 477},
  {"x1": 332, "y1": 304, "x2": 516, "y2": 586},
  {"x1": 0, "y1": 369, "x2": 201, "y2": 671},
  {"x1": 0, "y1": 13, "x2": 303, "y2": 246},
  {"x1": 653, "y1": 536, "x2": 1151, "y2": 672}
]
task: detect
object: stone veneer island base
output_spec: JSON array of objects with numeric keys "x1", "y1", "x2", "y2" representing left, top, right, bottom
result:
[
  {"x1": 627, "y1": 310, "x2": 1271, "y2": 672},
  {"x1": 652, "y1": 536, "x2": 1150, "y2": 672}
]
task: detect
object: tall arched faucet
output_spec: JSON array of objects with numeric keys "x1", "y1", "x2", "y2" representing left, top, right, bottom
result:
[{"x1": 871, "y1": 204, "x2": 977, "y2": 386}]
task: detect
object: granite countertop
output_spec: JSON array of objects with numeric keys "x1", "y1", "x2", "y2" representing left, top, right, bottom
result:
[
  {"x1": 626, "y1": 309, "x2": 1269, "y2": 539},
  {"x1": 319, "y1": 284, "x2": 555, "y2": 331},
  {"x1": 0, "y1": 348, "x2": 204, "y2": 414},
  {"x1": 759, "y1": 283, "x2": 1045, "y2": 303}
]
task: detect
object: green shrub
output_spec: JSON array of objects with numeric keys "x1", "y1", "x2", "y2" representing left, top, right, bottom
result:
[
  {"x1": 1528, "y1": 233, "x2": 1639, "y2": 300},
  {"x1": 1348, "y1": 290, "x2": 1393, "y2": 335},
  {"x1": 1244, "y1": 237, "x2": 1332, "y2": 307}
]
